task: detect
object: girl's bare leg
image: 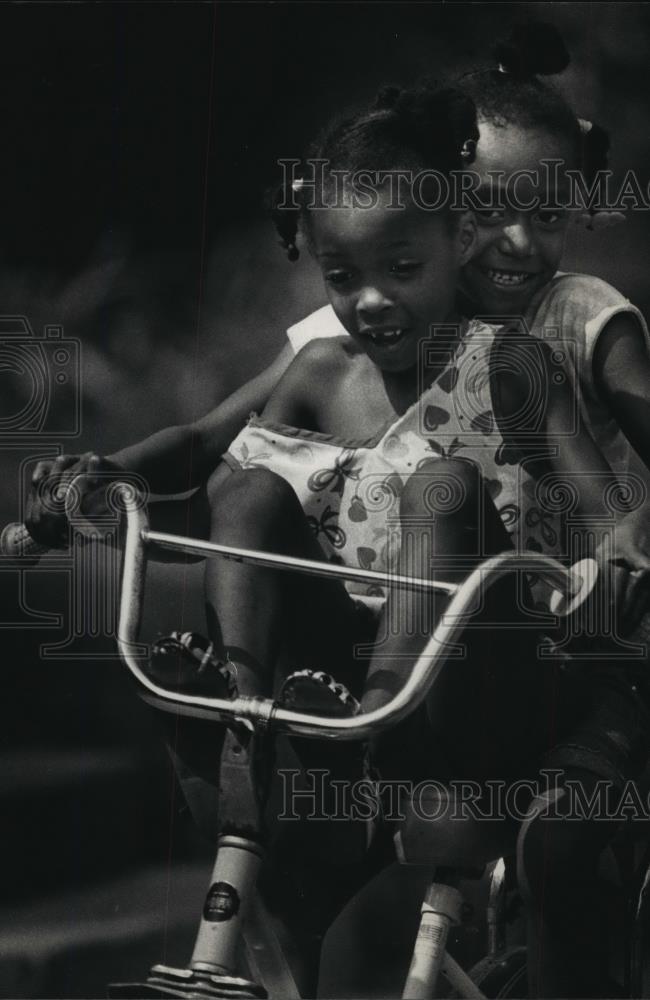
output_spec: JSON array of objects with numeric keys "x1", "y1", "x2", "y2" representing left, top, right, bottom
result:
[
  {"x1": 362, "y1": 456, "x2": 546, "y2": 783},
  {"x1": 162, "y1": 463, "x2": 368, "y2": 845},
  {"x1": 170, "y1": 465, "x2": 376, "y2": 995},
  {"x1": 518, "y1": 768, "x2": 621, "y2": 999},
  {"x1": 204, "y1": 464, "x2": 366, "y2": 695}
]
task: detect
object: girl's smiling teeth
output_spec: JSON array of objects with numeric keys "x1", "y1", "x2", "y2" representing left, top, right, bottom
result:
[
  {"x1": 484, "y1": 268, "x2": 535, "y2": 287},
  {"x1": 362, "y1": 326, "x2": 407, "y2": 345}
]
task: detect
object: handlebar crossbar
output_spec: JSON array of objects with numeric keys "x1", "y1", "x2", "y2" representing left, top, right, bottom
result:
[
  {"x1": 144, "y1": 529, "x2": 585, "y2": 601},
  {"x1": 147, "y1": 529, "x2": 457, "y2": 597},
  {"x1": 114, "y1": 485, "x2": 598, "y2": 741}
]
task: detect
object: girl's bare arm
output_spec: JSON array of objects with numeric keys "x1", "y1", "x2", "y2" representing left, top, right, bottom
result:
[
  {"x1": 27, "y1": 343, "x2": 296, "y2": 545},
  {"x1": 261, "y1": 338, "x2": 344, "y2": 429},
  {"x1": 107, "y1": 342, "x2": 296, "y2": 491},
  {"x1": 494, "y1": 333, "x2": 616, "y2": 517},
  {"x1": 593, "y1": 313, "x2": 650, "y2": 472},
  {"x1": 497, "y1": 334, "x2": 650, "y2": 628}
]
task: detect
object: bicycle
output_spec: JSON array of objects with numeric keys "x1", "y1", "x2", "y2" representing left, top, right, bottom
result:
[{"x1": 5, "y1": 483, "x2": 650, "y2": 998}]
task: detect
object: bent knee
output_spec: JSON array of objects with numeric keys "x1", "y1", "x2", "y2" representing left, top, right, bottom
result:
[
  {"x1": 399, "y1": 458, "x2": 482, "y2": 521},
  {"x1": 516, "y1": 793, "x2": 597, "y2": 900},
  {"x1": 208, "y1": 466, "x2": 300, "y2": 527}
]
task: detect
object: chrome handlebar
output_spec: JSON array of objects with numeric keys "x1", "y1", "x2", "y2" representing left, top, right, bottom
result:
[{"x1": 112, "y1": 484, "x2": 598, "y2": 741}]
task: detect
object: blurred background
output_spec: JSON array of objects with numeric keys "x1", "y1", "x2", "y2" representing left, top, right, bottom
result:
[{"x1": 0, "y1": 2, "x2": 649, "y2": 996}]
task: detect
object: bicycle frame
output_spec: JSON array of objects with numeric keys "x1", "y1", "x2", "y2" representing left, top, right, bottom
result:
[{"x1": 106, "y1": 483, "x2": 598, "y2": 999}]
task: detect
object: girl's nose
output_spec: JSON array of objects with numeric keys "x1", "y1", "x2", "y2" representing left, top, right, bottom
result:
[
  {"x1": 498, "y1": 218, "x2": 536, "y2": 258},
  {"x1": 356, "y1": 285, "x2": 393, "y2": 316}
]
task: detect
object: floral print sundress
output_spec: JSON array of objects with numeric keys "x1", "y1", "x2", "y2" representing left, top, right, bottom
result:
[{"x1": 225, "y1": 318, "x2": 570, "y2": 613}]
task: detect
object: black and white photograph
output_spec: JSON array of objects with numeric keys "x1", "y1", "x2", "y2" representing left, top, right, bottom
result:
[{"x1": 3, "y1": 3, "x2": 650, "y2": 998}]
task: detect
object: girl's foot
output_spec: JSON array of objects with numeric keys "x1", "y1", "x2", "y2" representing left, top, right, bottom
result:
[
  {"x1": 279, "y1": 669, "x2": 360, "y2": 716},
  {"x1": 147, "y1": 630, "x2": 238, "y2": 696}
]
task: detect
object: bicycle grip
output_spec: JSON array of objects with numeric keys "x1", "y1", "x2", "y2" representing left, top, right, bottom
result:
[{"x1": 1, "y1": 522, "x2": 51, "y2": 557}]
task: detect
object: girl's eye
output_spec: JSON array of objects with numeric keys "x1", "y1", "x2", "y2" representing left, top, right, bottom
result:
[
  {"x1": 534, "y1": 209, "x2": 567, "y2": 228},
  {"x1": 324, "y1": 269, "x2": 354, "y2": 287},
  {"x1": 390, "y1": 261, "x2": 422, "y2": 277},
  {"x1": 475, "y1": 208, "x2": 505, "y2": 226}
]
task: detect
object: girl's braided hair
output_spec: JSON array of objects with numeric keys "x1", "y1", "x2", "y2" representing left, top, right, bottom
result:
[
  {"x1": 271, "y1": 82, "x2": 479, "y2": 261},
  {"x1": 461, "y1": 20, "x2": 610, "y2": 187}
]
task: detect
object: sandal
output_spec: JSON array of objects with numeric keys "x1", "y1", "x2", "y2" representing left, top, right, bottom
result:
[
  {"x1": 148, "y1": 631, "x2": 238, "y2": 697},
  {"x1": 279, "y1": 669, "x2": 360, "y2": 717}
]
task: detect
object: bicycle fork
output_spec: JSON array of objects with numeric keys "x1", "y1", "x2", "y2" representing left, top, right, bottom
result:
[{"x1": 109, "y1": 726, "x2": 273, "y2": 999}]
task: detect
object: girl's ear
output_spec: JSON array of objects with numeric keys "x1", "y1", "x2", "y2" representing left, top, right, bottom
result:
[{"x1": 457, "y1": 211, "x2": 477, "y2": 265}]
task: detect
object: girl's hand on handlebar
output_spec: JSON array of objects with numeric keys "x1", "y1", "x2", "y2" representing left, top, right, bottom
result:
[
  {"x1": 27, "y1": 452, "x2": 127, "y2": 548},
  {"x1": 27, "y1": 453, "x2": 82, "y2": 547}
]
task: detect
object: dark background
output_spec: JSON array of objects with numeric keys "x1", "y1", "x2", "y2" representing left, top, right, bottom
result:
[
  {"x1": 0, "y1": 2, "x2": 649, "y2": 462},
  {"x1": 0, "y1": 3, "x2": 649, "y2": 997}
]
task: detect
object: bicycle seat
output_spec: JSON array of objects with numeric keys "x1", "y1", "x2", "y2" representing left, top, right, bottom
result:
[{"x1": 394, "y1": 785, "x2": 517, "y2": 868}]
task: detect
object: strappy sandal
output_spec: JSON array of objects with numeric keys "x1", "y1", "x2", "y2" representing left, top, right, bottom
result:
[
  {"x1": 279, "y1": 669, "x2": 360, "y2": 717},
  {"x1": 148, "y1": 631, "x2": 238, "y2": 697}
]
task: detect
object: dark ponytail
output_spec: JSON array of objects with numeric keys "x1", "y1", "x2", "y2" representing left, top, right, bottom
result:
[
  {"x1": 493, "y1": 21, "x2": 570, "y2": 79},
  {"x1": 579, "y1": 119, "x2": 611, "y2": 185},
  {"x1": 271, "y1": 81, "x2": 479, "y2": 261},
  {"x1": 269, "y1": 183, "x2": 300, "y2": 262},
  {"x1": 460, "y1": 19, "x2": 609, "y2": 181}
]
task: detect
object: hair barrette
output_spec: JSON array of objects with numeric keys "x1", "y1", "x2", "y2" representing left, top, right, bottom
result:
[{"x1": 460, "y1": 138, "x2": 477, "y2": 161}]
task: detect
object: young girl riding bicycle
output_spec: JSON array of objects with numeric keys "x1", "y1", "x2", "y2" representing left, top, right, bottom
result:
[{"x1": 25, "y1": 22, "x2": 650, "y2": 999}]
